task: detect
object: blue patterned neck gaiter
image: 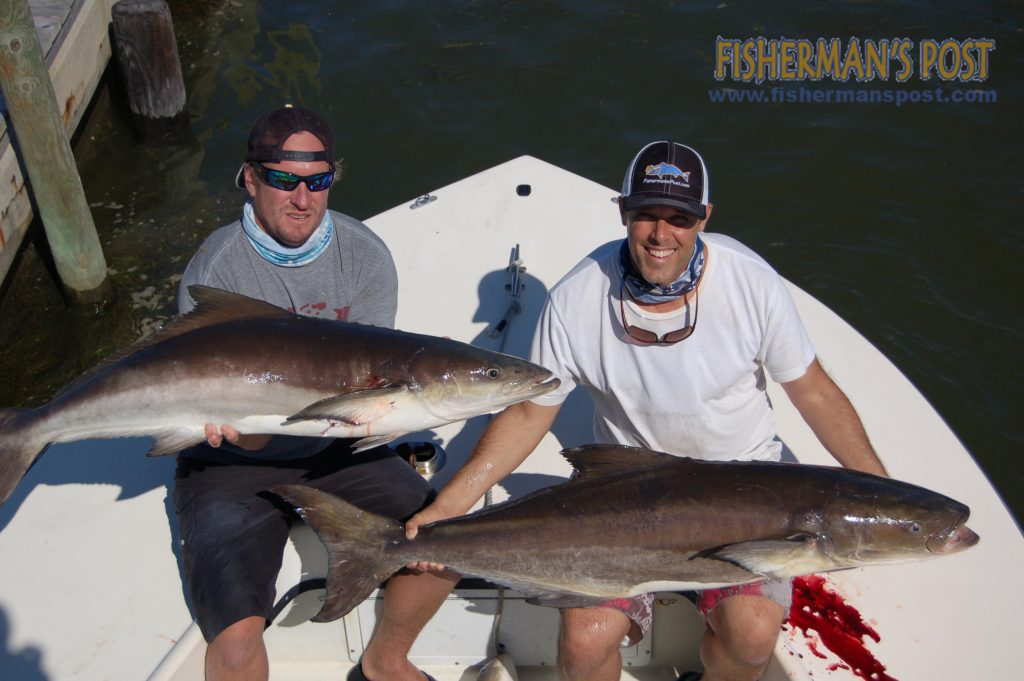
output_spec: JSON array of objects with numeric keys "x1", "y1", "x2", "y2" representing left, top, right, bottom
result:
[
  {"x1": 619, "y1": 236, "x2": 705, "y2": 304},
  {"x1": 241, "y1": 201, "x2": 334, "y2": 267}
]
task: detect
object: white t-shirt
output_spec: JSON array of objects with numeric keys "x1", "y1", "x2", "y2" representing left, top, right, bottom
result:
[{"x1": 531, "y1": 233, "x2": 815, "y2": 462}]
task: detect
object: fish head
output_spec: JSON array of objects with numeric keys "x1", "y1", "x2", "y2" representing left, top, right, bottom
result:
[
  {"x1": 408, "y1": 341, "x2": 559, "y2": 421},
  {"x1": 820, "y1": 473, "x2": 979, "y2": 567}
]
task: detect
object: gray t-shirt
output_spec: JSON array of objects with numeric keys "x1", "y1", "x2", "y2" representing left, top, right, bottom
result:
[{"x1": 175, "y1": 207, "x2": 398, "y2": 462}]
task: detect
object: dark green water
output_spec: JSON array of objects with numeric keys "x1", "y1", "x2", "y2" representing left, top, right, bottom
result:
[{"x1": 1, "y1": 1, "x2": 1020, "y2": 524}]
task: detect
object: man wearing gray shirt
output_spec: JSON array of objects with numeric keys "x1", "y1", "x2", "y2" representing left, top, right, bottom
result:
[{"x1": 175, "y1": 105, "x2": 451, "y2": 681}]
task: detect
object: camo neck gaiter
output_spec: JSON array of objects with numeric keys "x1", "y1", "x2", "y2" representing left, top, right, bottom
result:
[
  {"x1": 619, "y1": 235, "x2": 705, "y2": 305},
  {"x1": 241, "y1": 201, "x2": 334, "y2": 267}
]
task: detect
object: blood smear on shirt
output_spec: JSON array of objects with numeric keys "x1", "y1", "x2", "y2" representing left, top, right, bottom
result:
[{"x1": 785, "y1": 575, "x2": 897, "y2": 681}]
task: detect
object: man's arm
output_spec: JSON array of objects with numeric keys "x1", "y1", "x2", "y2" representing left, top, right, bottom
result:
[
  {"x1": 781, "y1": 358, "x2": 888, "y2": 476},
  {"x1": 406, "y1": 400, "x2": 561, "y2": 539}
]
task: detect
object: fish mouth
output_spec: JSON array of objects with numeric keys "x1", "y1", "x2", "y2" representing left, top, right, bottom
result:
[
  {"x1": 532, "y1": 377, "x2": 560, "y2": 395},
  {"x1": 482, "y1": 375, "x2": 558, "y2": 410},
  {"x1": 926, "y1": 513, "x2": 980, "y2": 554},
  {"x1": 501, "y1": 367, "x2": 559, "y2": 396}
]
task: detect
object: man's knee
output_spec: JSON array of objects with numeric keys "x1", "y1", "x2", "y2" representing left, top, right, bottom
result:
[
  {"x1": 558, "y1": 607, "x2": 630, "y2": 666},
  {"x1": 208, "y1": 616, "x2": 266, "y2": 671},
  {"x1": 707, "y1": 595, "x2": 786, "y2": 667}
]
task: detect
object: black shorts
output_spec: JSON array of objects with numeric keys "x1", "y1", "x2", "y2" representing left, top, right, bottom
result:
[{"x1": 173, "y1": 441, "x2": 435, "y2": 642}]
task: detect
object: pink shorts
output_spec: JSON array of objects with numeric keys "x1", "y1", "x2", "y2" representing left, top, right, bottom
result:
[
  {"x1": 695, "y1": 579, "x2": 794, "y2": 617},
  {"x1": 600, "y1": 579, "x2": 794, "y2": 644}
]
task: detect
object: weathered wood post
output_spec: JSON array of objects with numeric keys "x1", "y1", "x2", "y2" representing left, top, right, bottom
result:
[
  {"x1": 111, "y1": 0, "x2": 186, "y2": 122},
  {"x1": 0, "y1": 0, "x2": 108, "y2": 300}
]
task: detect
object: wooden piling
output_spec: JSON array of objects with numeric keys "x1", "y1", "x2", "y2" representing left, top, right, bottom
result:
[
  {"x1": 111, "y1": 0, "x2": 185, "y2": 120},
  {"x1": 0, "y1": 0, "x2": 108, "y2": 298}
]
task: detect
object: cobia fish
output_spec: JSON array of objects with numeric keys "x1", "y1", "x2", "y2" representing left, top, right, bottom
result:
[
  {"x1": 271, "y1": 444, "x2": 979, "y2": 623},
  {"x1": 0, "y1": 286, "x2": 558, "y2": 507}
]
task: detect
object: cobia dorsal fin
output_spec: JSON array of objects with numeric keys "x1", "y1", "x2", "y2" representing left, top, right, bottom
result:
[
  {"x1": 560, "y1": 444, "x2": 679, "y2": 480},
  {"x1": 115, "y1": 286, "x2": 289, "y2": 353},
  {"x1": 183, "y1": 285, "x2": 292, "y2": 324},
  {"x1": 55, "y1": 286, "x2": 292, "y2": 399}
]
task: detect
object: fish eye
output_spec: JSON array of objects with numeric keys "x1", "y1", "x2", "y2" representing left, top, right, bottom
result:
[
  {"x1": 486, "y1": 367, "x2": 502, "y2": 379},
  {"x1": 910, "y1": 522, "x2": 923, "y2": 533}
]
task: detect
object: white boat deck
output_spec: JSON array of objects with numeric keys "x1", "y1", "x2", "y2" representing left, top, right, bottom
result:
[{"x1": 1, "y1": 156, "x2": 1020, "y2": 681}]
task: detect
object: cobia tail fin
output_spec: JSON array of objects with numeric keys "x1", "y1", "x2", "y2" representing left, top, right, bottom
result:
[
  {"x1": 0, "y1": 408, "x2": 48, "y2": 508},
  {"x1": 269, "y1": 484, "x2": 407, "y2": 622}
]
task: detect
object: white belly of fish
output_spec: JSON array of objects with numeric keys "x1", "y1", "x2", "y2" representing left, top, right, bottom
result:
[
  {"x1": 41, "y1": 380, "x2": 444, "y2": 456},
  {"x1": 228, "y1": 399, "x2": 442, "y2": 439}
]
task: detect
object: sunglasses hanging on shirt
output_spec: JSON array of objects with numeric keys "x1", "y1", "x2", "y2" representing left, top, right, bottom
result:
[{"x1": 619, "y1": 279, "x2": 699, "y2": 345}]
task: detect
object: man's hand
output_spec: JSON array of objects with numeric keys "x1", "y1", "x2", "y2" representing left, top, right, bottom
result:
[
  {"x1": 403, "y1": 501, "x2": 463, "y2": 572},
  {"x1": 204, "y1": 423, "x2": 273, "y2": 451}
]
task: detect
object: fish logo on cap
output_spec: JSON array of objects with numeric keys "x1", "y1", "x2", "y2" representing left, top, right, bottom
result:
[{"x1": 645, "y1": 162, "x2": 690, "y2": 182}]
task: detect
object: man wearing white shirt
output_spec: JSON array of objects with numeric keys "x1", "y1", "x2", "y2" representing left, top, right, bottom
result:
[{"x1": 408, "y1": 140, "x2": 887, "y2": 681}]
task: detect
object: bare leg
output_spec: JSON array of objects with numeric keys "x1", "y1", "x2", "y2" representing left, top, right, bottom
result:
[
  {"x1": 557, "y1": 607, "x2": 633, "y2": 681},
  {"x1": 359, "y1": 569, "x2": 460, "y2": 681},
  {"x1": 700, "y1": 595, "x2": 786, "y2": 681},
  {"x1": 205, "y1": 616, "x2": 268, "y2": 681}
]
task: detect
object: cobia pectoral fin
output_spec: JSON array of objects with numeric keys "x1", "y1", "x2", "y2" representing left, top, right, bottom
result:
[
  {"x1": 286, "y1": 386, "x2": 409, "y2": 426},
  {"x1": 698, "y1": 534, "x2": 832, "y2": 578}
]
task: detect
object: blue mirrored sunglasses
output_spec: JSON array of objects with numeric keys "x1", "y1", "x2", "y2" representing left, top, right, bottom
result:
[{"x1": 251, "y1": 162, "x2": 335, "y2": 192}]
